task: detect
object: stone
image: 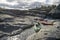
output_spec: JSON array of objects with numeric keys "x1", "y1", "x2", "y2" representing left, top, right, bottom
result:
[{"x1": 26, "y1": 22, "x2": 60, "y2": 40}]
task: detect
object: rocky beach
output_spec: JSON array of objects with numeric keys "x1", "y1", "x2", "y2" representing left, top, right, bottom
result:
[{"x1": 0, "y1": 4, "x2": 60, "y2": 40}]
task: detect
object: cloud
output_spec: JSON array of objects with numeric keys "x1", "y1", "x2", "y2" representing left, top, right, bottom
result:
[
  {"x1": 0, "y1": 0, "x2": 59, "y2": 5},
  {"x1": 7, "y1": 0, "x2": 15, "y2": 2},
  {"x1": 39, "y1": 0, "x2": 59, "y2": 5},
  {"x1": 0, "y1": 0, "x2": 59, "y2": 9}
]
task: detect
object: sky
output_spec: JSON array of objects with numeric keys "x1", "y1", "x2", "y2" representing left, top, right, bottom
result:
[
  {"x1": 0, "y1": 0, "x2": 59, "y2": 5},
  {"x1": 0, "y1": 0, "x2": 59, "y2": 9}
]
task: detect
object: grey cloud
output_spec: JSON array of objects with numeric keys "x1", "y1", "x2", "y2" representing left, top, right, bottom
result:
[
  {"x1": 6, "y1": 0, "x2": 15, "y2": 2},
  {"x1": 0, "y1": 0, "x2": 60, "y2": 10}
]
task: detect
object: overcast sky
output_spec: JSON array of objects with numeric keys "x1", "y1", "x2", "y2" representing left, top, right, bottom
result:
[
  {"x1": 0, "y1": 0, "x2": 59, "y2": 5},
  {"x1": 0, "y1": 0, "x2": 59, "y2": 9}
]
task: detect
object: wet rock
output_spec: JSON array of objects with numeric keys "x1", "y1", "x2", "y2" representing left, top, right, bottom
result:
[
  {"x1": 0, "y1": 18, "x2": 4, "y2": 22},
  {"x1": 4, "y1": 18, "x2": 14, "y2": 22},
  {"x1": 0, "y1": 24, "x2": 23, "y2": 36},
  {"x1": 0, "y1": 13, "x2": 35, "y2": 39},
  {"x1": 0, "y1": 36, "x2": 8, "y2": 40},
  {"x1": 0, "y1": 27, "x2": 35, "y2": 40},
  {"x1": 45, "y1": 37, "x2": 59, "y2": 40}
]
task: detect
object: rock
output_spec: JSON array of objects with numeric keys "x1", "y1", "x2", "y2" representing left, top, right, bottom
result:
[
  {"x1": 49, "y1": 4, "x2": 60, "y2": 19},
  {"x1": 33, "y1": 22, "x2": 42, "y2": 32},
  {"x1": 26, "y1": 22, "x2": 60, "y2": 40},
  {"x1": 4, "y1": 18, "x2": 14, "y2": 22},
  {"x1": 0, "y1": 24, "x2": 23, "y2": 36},
  {"x1": 0, "y1": 13, "x2": 34, "y2": 39},
  {"x1": 0, "y1": 18, "x2": 4, "y2": 22},
  {"x1": 0, "y1": 27, "x2": 35, "y2": 40},
  {"x1": 0, "y1": 7, "x2": 60, "y2": 40}
]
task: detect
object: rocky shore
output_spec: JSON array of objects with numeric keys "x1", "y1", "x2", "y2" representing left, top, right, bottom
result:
[{"x1": 0, "y1": 4, "x2": 60, "y2": 40}]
